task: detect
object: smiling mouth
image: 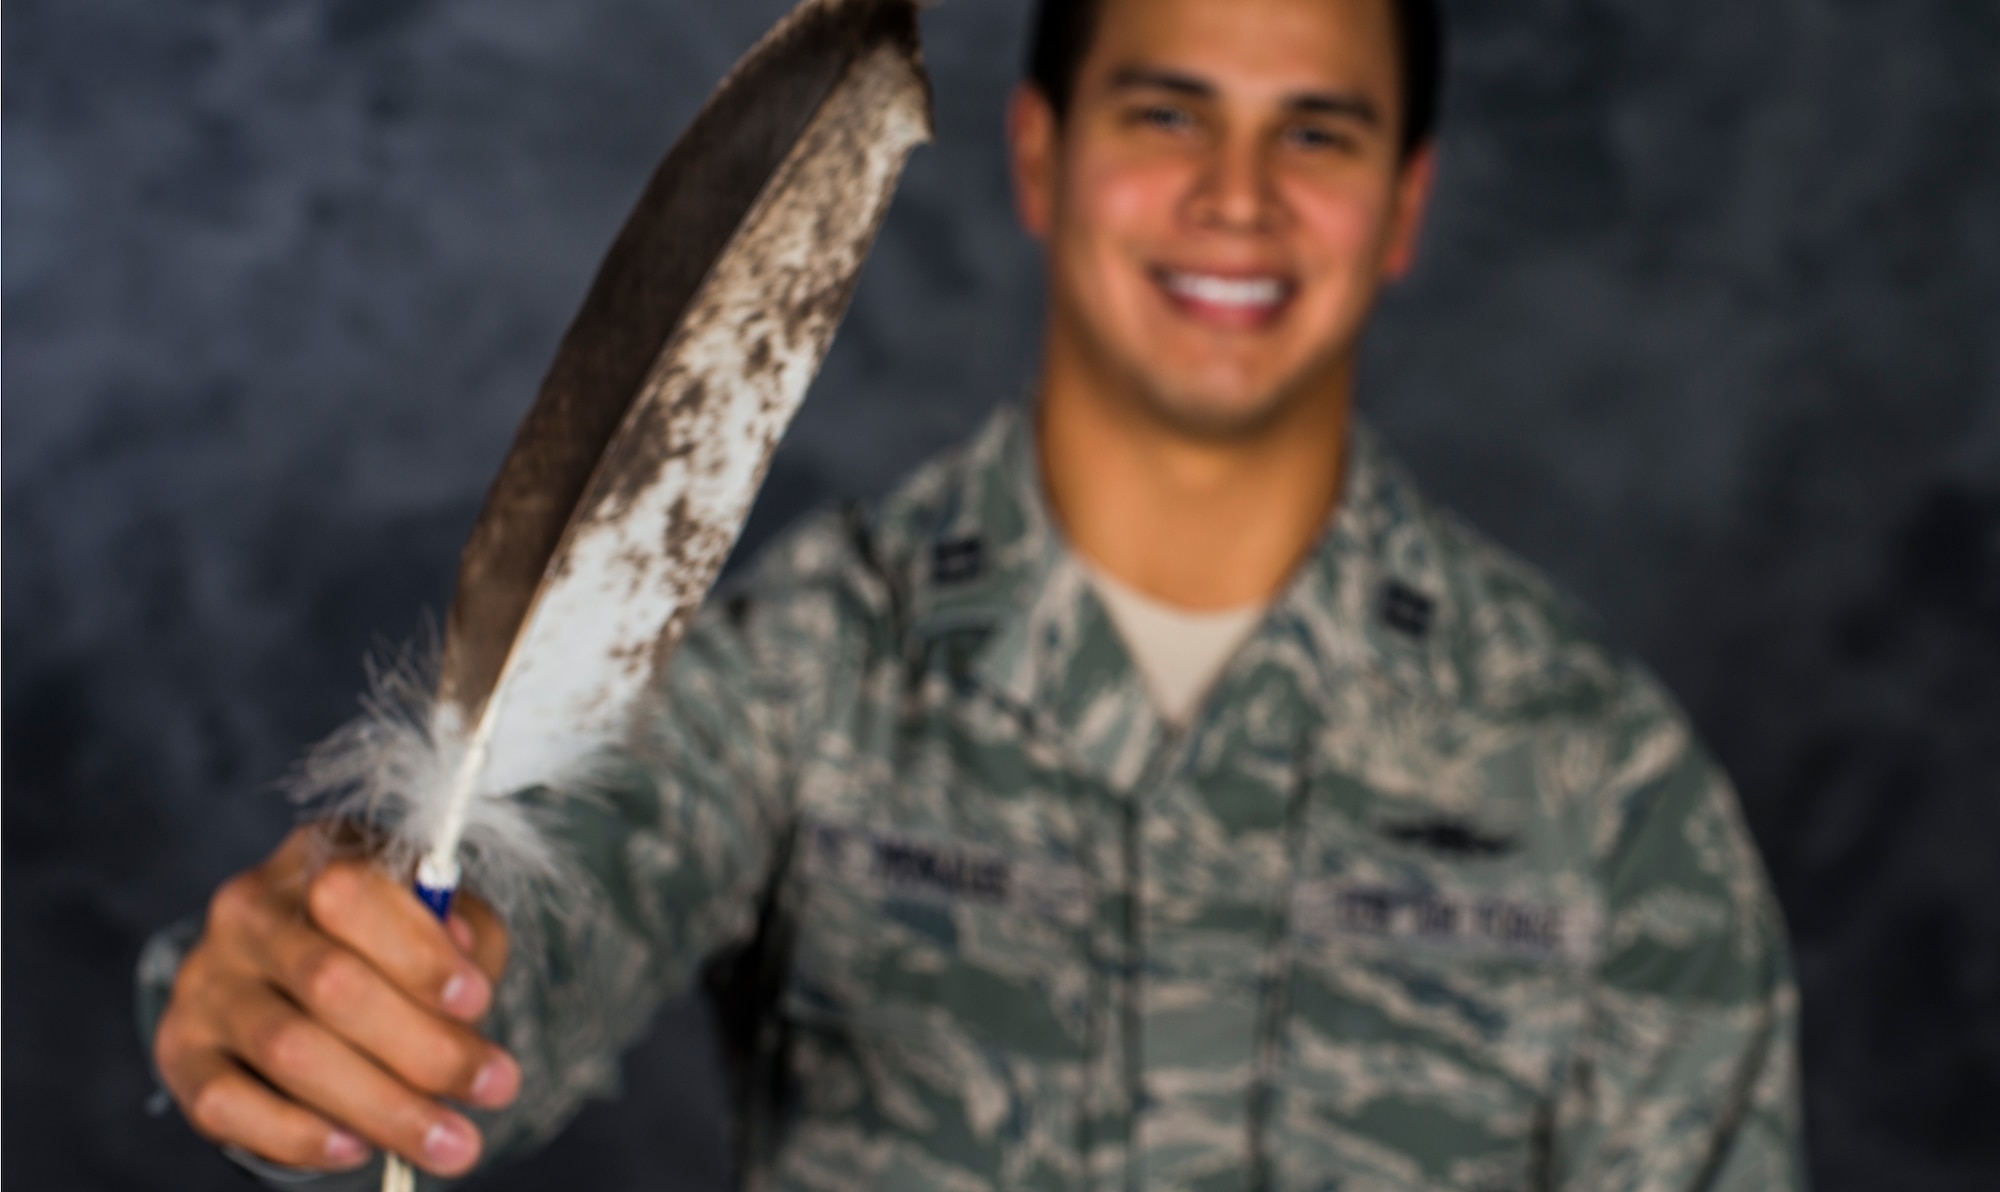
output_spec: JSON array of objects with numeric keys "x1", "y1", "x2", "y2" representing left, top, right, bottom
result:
[{"x1": 1152, "y1": 267, "x2": 1295, "y2": 328}]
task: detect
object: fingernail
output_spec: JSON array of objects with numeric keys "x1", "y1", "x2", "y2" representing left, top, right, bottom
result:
[
  {"x1": 324, "y1": 1129, "x2": 370, "y2": 1168},
  {"x1": 447, "y1": 915, "x2": 476, "y2": 954},
  {"x1": 422, "y1": 1116, "x2": 478, "y2": 1172},
  {"x1": 470, "y1": 1053, "x2": 521, "y2": 1108},
  {"x1": 440, "y1": 970, "x2": 488, "y2": 1018}
]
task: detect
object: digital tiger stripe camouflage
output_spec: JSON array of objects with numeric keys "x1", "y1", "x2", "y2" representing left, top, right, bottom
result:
[{"x1": 140, "y1": 403, "x2": 1805, "y2": 1191}]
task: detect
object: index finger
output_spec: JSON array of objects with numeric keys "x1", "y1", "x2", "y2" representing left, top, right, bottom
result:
[{"x1": 305, "y1": 860, "x2": 492, "y2": 1022}]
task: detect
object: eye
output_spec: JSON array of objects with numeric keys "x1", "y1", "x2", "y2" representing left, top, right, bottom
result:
[
  {"x1": 1285, "y1": 123, "x2": 1358, "y2": 153},
  {"x1": 1131, "y1": 103, "x2": 1196, "y2": 134}
]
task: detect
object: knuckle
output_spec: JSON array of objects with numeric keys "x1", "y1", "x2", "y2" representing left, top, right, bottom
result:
[
  {"x1": 276, "y1": 1135, "x2": 329, "y2": 1170},
  {"x1": 298, "y1": 946, "x2": 364, "y2": 1011},
  {"x1": 154, "y1": 1005, "x2": 194, "y2": 1073},
  {"x1": 305, "y1": 863, "x2": 363, "y2": 926},
  {"x1": 408, "y1": 942, "x2": 460, "y2": 997},
  {"x1": 167, "y1": 950, "x2": 210, "y2": 1007},
  {"x1": 250, "y1": 1015, "x2": 313, "y2": 1075},
  {"x1": 162, "y1": 966, "x2": 228, "y2": 1050},
  {"x1": 408, "y1": 1034, "x2": 479, "y2": 1096},
  {"x1": 206, "y1": 875, "x2": 256, "y2": 933},
  {"x1": 186, "y1": 1078, "x2": 234, "y2": 1140}
]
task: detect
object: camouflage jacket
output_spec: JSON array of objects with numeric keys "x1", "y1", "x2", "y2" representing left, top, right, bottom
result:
[{"x1": 140, "y1": 403, "x2": 1805, "y2": 1192}]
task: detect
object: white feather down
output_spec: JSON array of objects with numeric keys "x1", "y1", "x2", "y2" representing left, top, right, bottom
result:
[{"x1": 285, "y1": 646, "x2": 595, "y2": 918}]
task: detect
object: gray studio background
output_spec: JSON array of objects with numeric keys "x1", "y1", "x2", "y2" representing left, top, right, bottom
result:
[{"x1": 5, "y1": 0, "x2": 1997, "y2": 1189}]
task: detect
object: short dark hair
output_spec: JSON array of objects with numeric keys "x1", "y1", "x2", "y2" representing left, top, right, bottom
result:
[{"x1": 1025, "y1": 0, "x2": 1445, "y2": 160}]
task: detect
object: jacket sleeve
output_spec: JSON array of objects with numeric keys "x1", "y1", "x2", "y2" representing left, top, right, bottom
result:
[
  {"x1": 133, "y1": 512, "x2": 871, "y2": 1185},
  {"x1": 1550, "y1": 673, "x2": 1808, "y2": 1192}
]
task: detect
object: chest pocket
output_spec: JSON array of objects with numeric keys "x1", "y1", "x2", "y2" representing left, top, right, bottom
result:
[
  {"x1": 784, "y1": 819, "x2": 1094, "y2": 1061},
  {"x1": 1273, "y1": 792, "x2": 1599, "y2": 1191}
]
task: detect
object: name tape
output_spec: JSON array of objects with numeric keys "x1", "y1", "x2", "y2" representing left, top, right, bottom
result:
[
  {"x1": 804, "y1": 821, "x2": 1091, "y2": 929},
  {"x1": 1292, "y1": 877, "x2": 1599, "y2": 965}
]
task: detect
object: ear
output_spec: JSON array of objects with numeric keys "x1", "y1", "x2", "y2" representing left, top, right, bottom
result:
[
  {"x1": 1381, "y1": 144, "x2": 1437, "y2": 281},
  {"x1": 1008, "y1": 84, "x2": 1059, "y2": 242}
]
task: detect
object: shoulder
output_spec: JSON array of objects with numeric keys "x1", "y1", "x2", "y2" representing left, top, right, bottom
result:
[
  {"x1": 1361, "y1": 437, "x2": 1713, "y2": 821},
  {"x1": 1386, "y1": 456, "x2": 1676, "y2": 743},
  {"x1": 1432, "y1": 505, "x2": 1707, "y2": 821},
  {"x1": 1381, "y1": 452, "x2": 1789, "y2": 971}
]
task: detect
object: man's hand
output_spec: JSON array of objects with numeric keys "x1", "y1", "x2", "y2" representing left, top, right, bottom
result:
[{"x1": 154, "y1": 826, "x2": 518, "y2": 1178}]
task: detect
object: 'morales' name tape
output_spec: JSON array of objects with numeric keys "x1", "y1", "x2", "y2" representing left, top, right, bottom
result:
[{"x1": 803, "y1": 821, "x2": 1091, "y2": 929}]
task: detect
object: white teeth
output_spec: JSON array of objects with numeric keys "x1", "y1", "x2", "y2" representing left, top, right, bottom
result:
[{"x1": 1162, "y1": 271, "x2": 1286, "y2": 308}]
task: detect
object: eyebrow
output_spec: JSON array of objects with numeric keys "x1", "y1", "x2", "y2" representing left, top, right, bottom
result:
[{"x1": 1106, "y1": 65, "x2": 1383, "y2": 127}]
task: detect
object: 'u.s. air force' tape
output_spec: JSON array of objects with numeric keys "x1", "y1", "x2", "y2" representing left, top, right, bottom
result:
[
  {"x1": 1292, "y1": 877, "x2": 1602, "y2": 966},
  {"x1": 804, "y1": 821, "x2": 1091, "y2": 929}
]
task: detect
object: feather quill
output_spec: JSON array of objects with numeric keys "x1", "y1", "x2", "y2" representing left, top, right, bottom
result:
[{"x1": 285, "y1": 4, "x2": 930, "y2": 1180}]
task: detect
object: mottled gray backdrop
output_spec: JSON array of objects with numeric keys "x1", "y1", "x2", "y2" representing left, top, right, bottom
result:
[{"x1": 5, "y1": 0, "x2": 1997, "y2": 1189}]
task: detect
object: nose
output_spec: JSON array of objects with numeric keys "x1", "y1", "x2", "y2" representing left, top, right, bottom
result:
[{"x1": 1186, "y1": 133, "x2": 1277, "y2": 234}]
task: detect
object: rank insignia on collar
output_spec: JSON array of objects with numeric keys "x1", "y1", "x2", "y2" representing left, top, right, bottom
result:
[
  {"x1": 1380, "y1": 580, "x2": 1436, "y2": 639},
  {"x1": 931, "y1": 535, "x2": 986, "y2": 586}
]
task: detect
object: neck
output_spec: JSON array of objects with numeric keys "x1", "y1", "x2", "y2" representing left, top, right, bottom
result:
[{"x1": 1036, "y1": 359, "x2": 1353, "y2": 612}]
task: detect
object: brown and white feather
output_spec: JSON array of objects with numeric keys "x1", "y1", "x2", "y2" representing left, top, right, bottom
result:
[{"x1": 290, "y1": 0, "x2": 932, "y2": 914}]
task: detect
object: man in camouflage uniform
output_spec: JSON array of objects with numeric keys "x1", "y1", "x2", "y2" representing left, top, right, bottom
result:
[{"x1": 142, "y1": 0, "x2": 1807, "y2": 1188}]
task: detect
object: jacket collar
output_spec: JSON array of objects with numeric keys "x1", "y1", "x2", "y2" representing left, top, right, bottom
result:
[{"x1": 904, "y1": 403, "x2": 1460, "y2": 789}]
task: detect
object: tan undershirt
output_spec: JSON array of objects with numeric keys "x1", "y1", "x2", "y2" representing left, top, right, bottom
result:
[{"x1": 1083, "y1": 564, "x2": 1267, "y2": 729}]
